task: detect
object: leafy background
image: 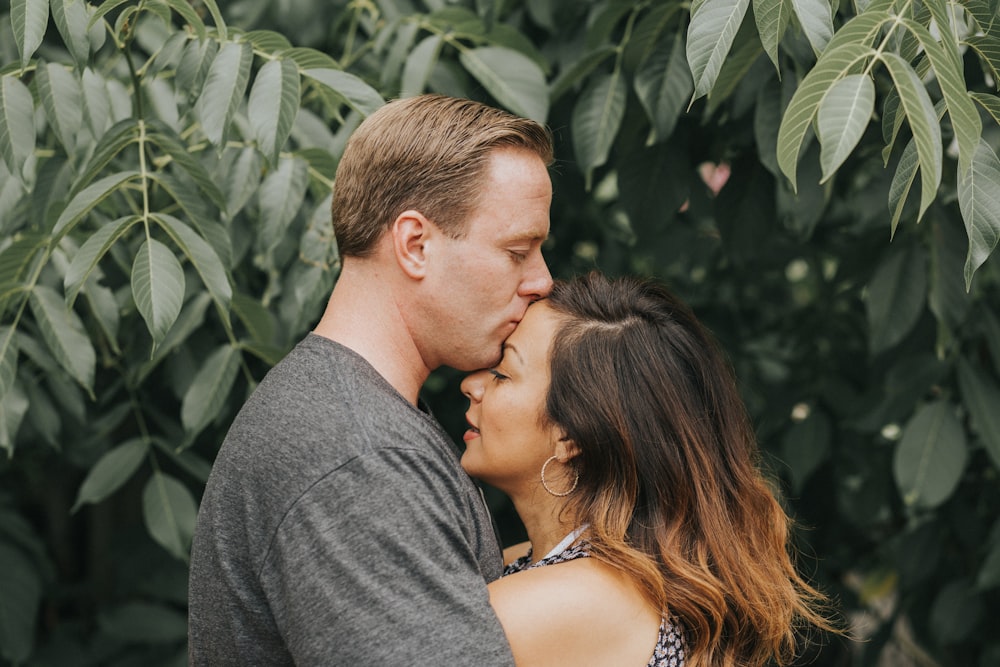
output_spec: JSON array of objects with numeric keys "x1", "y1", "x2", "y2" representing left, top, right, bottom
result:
[{"x1": 1, "y1": 0, "x2": 999, "y2": 665}]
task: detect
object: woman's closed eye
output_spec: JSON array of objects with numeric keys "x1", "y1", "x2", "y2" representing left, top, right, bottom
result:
[{"x1": 489, "y1": 369, "x2": 509, "y2": 382}]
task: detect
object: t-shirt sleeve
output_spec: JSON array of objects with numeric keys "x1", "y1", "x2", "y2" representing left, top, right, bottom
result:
[{"x1": 258, "y1": 446, "x2": 515, "y2": 665}]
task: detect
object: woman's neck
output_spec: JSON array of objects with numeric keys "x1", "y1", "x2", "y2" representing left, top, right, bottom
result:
[{"x1": 510, "y1": 494, "x2": 582, "y2": 564}]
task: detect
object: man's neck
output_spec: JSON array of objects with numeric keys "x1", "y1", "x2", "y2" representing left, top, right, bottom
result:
[{"x1": 312, "y1": 262, "x2": 430, "y2": 404}]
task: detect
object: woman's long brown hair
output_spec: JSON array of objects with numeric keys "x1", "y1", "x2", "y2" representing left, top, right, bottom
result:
[{"x1": 545, "y1": 272, "x2": 837, "y2": 667}]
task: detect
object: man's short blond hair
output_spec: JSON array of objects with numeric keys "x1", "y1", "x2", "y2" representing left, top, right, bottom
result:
[{"x1": 331, "y1": 94, "x2": 554, "y2": 258}]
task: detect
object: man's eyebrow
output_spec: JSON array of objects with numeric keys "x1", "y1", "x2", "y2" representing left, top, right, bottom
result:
[{"x1": 502, "y1": 343, "x2": 525, "y2": 365}]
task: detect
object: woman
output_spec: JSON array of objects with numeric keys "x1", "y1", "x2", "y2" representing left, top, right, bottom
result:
[{"x1": 461, "y1": 272, "x2": 835, "y2": 667}]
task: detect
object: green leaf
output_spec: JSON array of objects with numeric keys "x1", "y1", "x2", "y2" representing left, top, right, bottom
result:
[
  {"x1": 10, "y1": 0, "x2": 49, "y2": 68},
  {"x1": 817, "y1": 74, "x2": 875, "y2": 181},
  {"x1": 29, "y1": 285, "x2": 96, "y2": 393},
  {"x1": 0, "y1": 327, "x2": 17, "y2": 402},
  {"x1": 54, "y1": 170, "x2": 139, "y2": 238},
  {"x1": 972, "y1": 91, "x2": 1000, "y2": 125},
  {"x1": 754, "y1": 76, "x2": 783, "y2": 175},
  {"x1": 243, "y1": 30, "x2": 293, "y2": 55},
  {"x1": 180, "y1": 344, "x2": 240, "y2": 436},
  {"x1": 282, "y1": 47, "x2": 341, "y2": 71},
  {"x1": 777, "y1": 43, "x2": 873, "y2": 191},
  {"x1": 965, "y1": 35, "x2": 1000, "y2": 87},
  {"x1": 781, "y1": 410, "x2": 832, "y2": 493},
  {"x1": 634, "y1": 34, "x2": 693, "y2": 143},
  {"x1": 257, "y1": 156, "x2": 309, "y2": 252},
  {"x1": 903, "y1": 18, "x2": 981, "y2": 177},
  {"x1": 36, "y1": 63, "x2": 84, "y2": 156},
  {"x1": 457, "y1": 46, "x2": 549, "y2": 123},
  {"x1": 301, "y1": 68, "x2": 385, "y2": 118},
  {"x1": 888, "y1": 140, "x2": 919, "y2": 236},
  {"x1": 867, "y1": 244, "x2": 927, "y2": 355},
  {"x1": 131, "y1": 238, "x2": 185, "y2": 344},
  {"x1": 551, "y1": 45, "x2": 616, "y2": 102},
  {"x1": 98, "y1": 600, "x2": 188, "y2": 643},
  {"x1": 894, "y1": 400, "x2": 967, "y2": 509},
  {"x1": 704, "y1": 16, "x2": 762, "y2": 116},
  {"x1": 957, "y1": 138, "x2": 1000, "y2": 289},
  {"x1": 401, "y1": 34, "x2": 443, "y2": 98},
  {"x1": 248, "y1": 58, "x2": 301, "y2": 166},
  {"x1": 0, "y1": 75, "x2": 36, "y2": 179},
  {"x1": 957, "y1": 357, "x2": 1000, "y2": 470},
  {"x1": 196, "y1": 41, "x2": 252, "y2": 147},
  {"x1": 135, "y1": 292, "x2": 210, "y2": 384},
  {"x1": 72, "y1": 118, "x2": 140, "y2": 196},
  {"x1": 153, "y1": 213, "x2": 232, "y2": 316},
  {"x1": 791, "y1": 0, "x2": 834, "y2": 55},
  {"x1": 0, "y1": 384, "x2": 29, "y2": 456},
  {"x1": 71, "y1": 438, "x2": 148, "y2": 512},
  {"x1": 623, "y1": 2, "x2": 682, "y2": 72},
  {"x1": 176, "y1": 37, "x2": 218, "y2": 102},
  {"x1": 232, "y1": 290, "x2": 276, "y2": 346},
  {"x1": 754, "y1": 0, "x2": 792, "y2": 68},
  {"x1": 143, "y1": 471, "x2": 197, "y2": 561},
  {"x1": 686, "y1": 0, "x2": 752, "y2": 100},
  {"x1": 50, "y1": 0, "x2": 91, "y2": 68},
  {"x1": 81, "y1": 67, "x2": 112, "y2": 137},
  {"x1": 572, "y1": 71, "x2": 627, "y2": 189},
  {"x1": 979, "y1": 540, "x2": 1000, "y2": 590},
  {"x1": 928, "y1": 217, "x2": 971, "y2": 332},
  {"x1": 163, "y1": 0, "x2": 207, "y2": 40},
  {"x1": 0, "y1": 542, "x2": 42, "y2": 663},
  {"x1": 222, "y1": 146, "x2": 263, "y2": 218},
  {"x1": 87, "y1": 0, "x2": 130, "y2": 30},
  {"x1": 64, "y1": 215, "x2": 140, "y2": 305},
  {"x1": 879, "y1": 53, "x2": 943, "y2": 221},
  {"x1": 145, "y1": 121, "x2": 227, "y2": 211},
  {"x1": 199, "y1": 0, "x2": 227, "y2": 40}
]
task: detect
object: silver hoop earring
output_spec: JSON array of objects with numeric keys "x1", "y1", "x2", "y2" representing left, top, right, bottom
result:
[{"x1": 540, "y1": 456, "x2": 579, "y2": 497}]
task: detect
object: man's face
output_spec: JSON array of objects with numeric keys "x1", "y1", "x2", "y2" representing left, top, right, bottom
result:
[{"x1": 422, "y1": 147, "x2": 553, "y2": 371}]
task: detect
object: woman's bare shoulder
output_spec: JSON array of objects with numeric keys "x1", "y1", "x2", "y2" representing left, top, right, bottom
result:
[{"x1": 488, "y1": 558, "x2": 661, "y2": 666}]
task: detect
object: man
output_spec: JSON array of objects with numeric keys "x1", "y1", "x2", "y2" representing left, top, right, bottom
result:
[{"x1": 188, "y1": 94, "x2": 554, "y2": 665}]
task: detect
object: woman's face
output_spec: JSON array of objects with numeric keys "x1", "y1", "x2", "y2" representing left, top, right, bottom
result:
[{"x1": 460, "y1": 301, "x2": 564, "y2": 495}]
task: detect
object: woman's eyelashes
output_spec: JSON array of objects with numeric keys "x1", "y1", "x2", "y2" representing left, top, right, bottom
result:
[{"x1": 489, "y1": 369, "x2": 509, "y2": 382}]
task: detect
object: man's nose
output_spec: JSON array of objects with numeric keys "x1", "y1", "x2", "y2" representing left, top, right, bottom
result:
[{"x1": 518, "y1": 250, "x2": 553, "y2": 300}]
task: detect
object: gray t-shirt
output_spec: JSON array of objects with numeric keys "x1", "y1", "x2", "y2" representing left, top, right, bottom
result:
[{"x1": 188, "y1": 334, "x2": 513, "y2": 665}]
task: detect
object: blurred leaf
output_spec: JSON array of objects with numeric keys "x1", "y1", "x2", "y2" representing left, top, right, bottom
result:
[
  {"x1": 146, "y1": 121, "x2": 227, "y2": 211},
  {"x1": 888, "y1": 140, "x2": 919, "y2": 237},
  {"x1": 791, "y1": 0, "x2": 833, "y2": 55},
  {"x1": 0, "y1": 75, "x2": 36, "y2": 179},
  {"x1": 64, "y1": 215, "x2": 140, "y2": 305},
  {"x1": 634, "y1": 34, "x2": 693, "y2": 144},
  {"x1": 80, "y1": 67, "x2": 113, "y2": 137},
  {"x1": 880, "y1": 53, "x2": 942, "y2": 222},
  {"x1": 180, "y1": 344, "x2": 240, "y2": 437},
  {"x1": 135, "y1": 293, "x2": 210, "y2": 384},
  {"x1": 71, "y1": 118, "x2": 140, "y2": 196},
  {"x1": 143, "y1": 472, "x2": 197, "y2": 561},
  {"x1": 572, "y1": 71, "x2": 627, "y2": 189},
  {"x1": 686, "y1": 0, "x2": 751, "y2": 100},
  {"x1": 754, "y1": 76, "x2": 782, "y2": 175},
  {"x1": 401, "y1": 35, "x2": 443, "y2": 98},
  {"x1": 965, "y1": 35, "x2": 1000, "y2": 86},
  {"x1": 0, "y1": 384, "x2": 29, "y2": 456},
  {"x1": 196, "y1": 41, "x2": 253, "y2": 147},
  {"x1": 781, "y1": 409, "x2": 832, "y2": 493},
  {"x1": 243, "y1": 29, "x2": 293, "y2": 54},
  {"x1": 163, "y1": 0, "x2": 207, "y2": 40},
  {"x1": 930, "y1": 579, "x2": 983, "y2": 643},
  {"x1": 176, "y1": 37, "x2": 218, "y2": 102},
  {"x1": 928, "y1": 217, "x2": 972, "y2": 335},
  {"x1": 458, "y1": 46, "x2": 549, "y2": 123},
  {"x1": 979, "y1": 543, "x2": 1000, "y2": 590},
  {"x1": 222, "y1": 146, "x2": 263, "y2": 218},
  {"x1": 551, "y1": 45, "x2": 616, "y2": 102},
  {"x1": 98, "y1": 601, "x2": 188, "y2": 642},
  {"x1": 10, "y1": 0, "x2": 49, "y2": 68},
  {"x1": 817, "y1": 74, "x2": 874, "y2": 182},
  {"x1": 29, "y1": 285, "x2": 96, "y2": 394},
  {"x1": 957, "y1": 358, "x2": 1000, "y2": 470},
  {"x1": 957, "y1": 139, "x2": 1000, "y2": 290},
  {"x1": 866, "y1": 244, "x2": 926, "y2": 355},
  {"x1": 131, "y1": 238, "x2": 185, "y2": 345},
  {"x1": 623, "y1": 3, "x2": 681, "y2": 72},
  {"x1": 248, "y1": 58, "x2": 301, "y2": 166},
  {"x1": 894, "y1": 400, "x2": 967, "y2": 509},
  {"x1": 972, "y1": 91, "x2": 1000, "y2": 125},
  {"x1": 754, "y1": 0, "x2": 791, "y2": 68},
  {"x1": 71, "y1": 438, "x2": 148, "y2": 512},
  {"x1": 0, "y1": 542, "x2": 41, "y2": 663},
  {"x1": 301, "y1": 68, "x2": 385, "y2": 117}
]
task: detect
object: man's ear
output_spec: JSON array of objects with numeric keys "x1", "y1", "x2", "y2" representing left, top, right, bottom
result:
[{"x1": 390, "y1": 209, "x2": 433, "y2": 279}]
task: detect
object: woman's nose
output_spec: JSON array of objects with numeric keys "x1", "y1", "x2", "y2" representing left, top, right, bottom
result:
[{"x1": 461, "y1": 371, "x2": 486, "y2": 402}]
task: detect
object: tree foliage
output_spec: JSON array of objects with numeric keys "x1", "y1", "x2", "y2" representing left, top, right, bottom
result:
[{"x1": 1, "y1": 0, "x2": 999, "y2": 664}]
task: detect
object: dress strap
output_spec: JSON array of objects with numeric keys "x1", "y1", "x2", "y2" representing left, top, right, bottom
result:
[{"x1": 540, "y1": 524, "x2": 589, "y2": 560}]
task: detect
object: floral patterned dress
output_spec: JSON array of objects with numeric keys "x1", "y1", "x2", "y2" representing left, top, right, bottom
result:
[{"x1": 502, "y1": 542, "x2": 686, "y2": 667}]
